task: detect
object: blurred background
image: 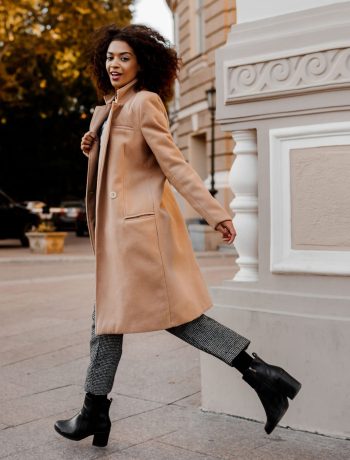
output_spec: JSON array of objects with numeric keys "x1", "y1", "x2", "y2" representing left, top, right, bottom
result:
[{"x1": 0, "y1": 0, "x2": 172, "y2": 224}]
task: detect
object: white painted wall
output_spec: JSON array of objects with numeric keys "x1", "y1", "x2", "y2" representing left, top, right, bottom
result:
[
  {"x1": 236, "y1": 0, "x2": 350, "y2": 23},
  {"x1": 209, "y1": 0, "x2": 350, "y2": 438}
]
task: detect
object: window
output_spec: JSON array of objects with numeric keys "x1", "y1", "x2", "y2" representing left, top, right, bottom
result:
[
  {"x1": 190, "y1": 133, "x2": 208, "y2": 180},
  {"x1": 194, "y1": 0, "x2": 205, "y2": 55}
]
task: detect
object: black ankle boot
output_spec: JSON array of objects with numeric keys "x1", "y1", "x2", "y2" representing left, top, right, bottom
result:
[
  {"x1": 242, "y1": 353, "x2": 301, "y2": 435},
  {"x1": 54, "y1": 394, "x2": 112, "y2": 447}
]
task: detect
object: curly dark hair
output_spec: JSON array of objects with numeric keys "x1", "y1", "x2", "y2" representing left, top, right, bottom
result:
[{"x1": 87, "y1": 24, "x2": 181, "y2": 102}]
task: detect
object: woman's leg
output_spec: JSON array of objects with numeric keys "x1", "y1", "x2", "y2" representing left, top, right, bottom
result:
[
  {"x1": 84, "y1": 308, "x2": 123, "y2": 395},
  {"x1": 166, "y1": 313, "x2": 250, "y2": 366},
  {"x1": 55, "y1": 307, "x2": 123, "y2": 447},
  {"x1": 166, "y1": 314, "x2": 301, "y2": 435}
]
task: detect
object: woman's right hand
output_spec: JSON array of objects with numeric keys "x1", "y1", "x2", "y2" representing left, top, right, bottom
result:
[{"x1": 81, "y1": 131, "x2": 97, "y2": 154}]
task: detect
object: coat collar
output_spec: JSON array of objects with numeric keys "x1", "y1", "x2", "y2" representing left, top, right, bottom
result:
[{"x1": 103, "y1": 78, "x2": 138, "y2": 105}]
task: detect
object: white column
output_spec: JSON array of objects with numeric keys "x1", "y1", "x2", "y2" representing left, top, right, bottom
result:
[{"x1": 229, "y1": 130, "x2": 258, "y2": 281}]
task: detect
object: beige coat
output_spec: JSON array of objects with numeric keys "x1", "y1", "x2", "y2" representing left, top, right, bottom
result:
[{"x1": 84, "y1": 79, "x2": 232, "y2": 334}]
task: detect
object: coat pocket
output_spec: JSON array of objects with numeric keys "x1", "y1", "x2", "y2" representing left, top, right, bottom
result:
[
  {"x1": 111, "y1": 125, "x2": 134, "y2": 131},
  {"x1": 124, "y1": 212, "x2": 155, "y2": 220}
]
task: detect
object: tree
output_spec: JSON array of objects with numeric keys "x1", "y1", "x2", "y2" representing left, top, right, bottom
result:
[
  {"x1": 0, "y1": 0, "x2": 133, "y2": 115},
  {"x1": 0, "y1": 0, "x2": 133, "y2": 204}
]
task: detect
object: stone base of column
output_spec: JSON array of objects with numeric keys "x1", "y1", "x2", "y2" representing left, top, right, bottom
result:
[{"x1": 201, "y1": 284, "x2": 350, "y2": 439}]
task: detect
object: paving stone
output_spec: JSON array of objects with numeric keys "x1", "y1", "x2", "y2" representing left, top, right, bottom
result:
[
  {"x1": 0, "y1": 330, "x2": 88, "y2": 367},
  {"x1": 1, "y1": 397, "x2": 165, "y2": 459},
  {"x1": 1, "y1": 406, "x2": 122, "y2": 458},
  {"x1": 108, "y1": 393, "x2": 164, "y2": 422},
  {"x1": 3, "y1": 438, "x2": 122, "y2": 460},
  {"x1": 0, "y1": 260, "x2": 94, "y2": 283},
  {"x1": 108, "y1": 404, "x2": 199, "y2": 446},
  {"x1": 1, "y1": 341, "x2": 88, "y2": 373},
  {"x1": 105, "y1": 439, "x2": 222, "y2": 460},
  {"x1": 0, "y1": 413, "x2": 66, "y2": 458},
  {"x1": 160, "y1": 415, "x2": 350, "y2": 460},
  {"x1": 1, "y1": 353, "x2": 90, "y2": 396},
  {"x1": 0, "y1": 316, "x2": 69, "y2": 338},
  {"x1": 0, "y1": 332, "x2": 35, "y2": 355},
  {"x1": 115, "y1": 339, "x2": 201, "y2": 404},
  {"x1": 173, "y1": 391, "x2": 201, "y2": 408},
  {"x1": 0, "y1": 385, "x2": 83, "y2": 426},
  {"x1": 123, "y1": 329, "x2": 187, "y2": 356},
  {"x1": 248, "y1": 430, "x2": 350, "y2": 460},
  {"x1": 1, "y1": 246, "x2": 349, "y2": 460},
  {"x1": 157, "y1": 409, "x2": 268, "y2": 459},
  {"x1": 0, "y1": 377, "x2": 30, "y2": 401}
]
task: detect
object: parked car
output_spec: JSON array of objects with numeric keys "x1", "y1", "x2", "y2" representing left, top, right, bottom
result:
[
  {"x1": 0, "y1": 190, "x2": 40, "y2": 247},
  {"x1": 22, "y1": 200, "x2": 47, "y2": 215},
  {"x1": 52, "y1": 200, "x2": 85, "y2": 231},
  {"x1": 75, "y1": 207, "x2": 88, "y2": 237}
]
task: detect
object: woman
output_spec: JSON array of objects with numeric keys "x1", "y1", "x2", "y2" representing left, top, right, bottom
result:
[{"x1": 54, "y1": 24, "x2": 301, "y2": 447}]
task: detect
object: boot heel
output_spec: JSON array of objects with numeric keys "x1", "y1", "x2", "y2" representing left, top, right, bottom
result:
[
  {"x1": 93, "y1": 430, "x2": 110, "y2": 447},
  {"x1": 279, "y1": 372, "x2": 301, "y2": 400}
]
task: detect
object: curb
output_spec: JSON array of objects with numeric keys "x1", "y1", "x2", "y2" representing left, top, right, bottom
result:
[
  {"x1": 0, "y1": 250, "x2": 236, "y2": 264},
  {"x1": 0, "y1": 255, "x2": 95, "y2": 264}
]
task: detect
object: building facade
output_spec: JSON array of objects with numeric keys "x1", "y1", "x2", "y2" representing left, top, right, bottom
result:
[
  {"x1": 201, "y1": 0, "x2": 350, "y2": 438},
  {"x1": 165, "y1": 0, "x2": 236, "y2": 248}
]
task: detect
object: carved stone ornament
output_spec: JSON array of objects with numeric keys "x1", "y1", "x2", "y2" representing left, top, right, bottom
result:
[{"x1": 226, "y1": 47, "x2": 350, "y2": 103}]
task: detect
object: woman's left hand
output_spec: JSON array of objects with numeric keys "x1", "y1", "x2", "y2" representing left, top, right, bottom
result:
[{"x1": 215, "y1": 220, "x2": 236, "y2": 244}]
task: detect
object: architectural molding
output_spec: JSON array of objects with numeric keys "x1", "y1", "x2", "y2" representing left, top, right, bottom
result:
[
  {"x1": 176, "y1": 100, "x2": 208, "y2": 120},
  {"x1": 216, "y1": 1, "x2": 350, "y2": 122},
  {"x1": 191, "y1": 113, "x2": 199, "y2": 132},
  {"x1": 270, "y1": 121, "x2": 350, "y2": 275},
  {"x1": 225, "y1": 47, "x2": 350, "y2": 103},
  {"x1": 236, "y1": 0, "x2": 350, "y2": 24},
  {"x1": 187, "y1": 55, "x2": 209, "y2": 76}
]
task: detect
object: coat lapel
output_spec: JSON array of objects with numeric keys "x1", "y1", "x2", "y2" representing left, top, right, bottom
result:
[
  {"x1": 95, "y1": 79, "x2": 138, "y2": 188},
  {"x1": 90, "y1": 104, "x2": 112, "y2": 134},
  {"x1": 86, "y1": 104, "x2": 111, "y2": 194}
]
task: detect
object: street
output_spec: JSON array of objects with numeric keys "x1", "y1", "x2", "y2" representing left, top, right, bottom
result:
[{"x1": 0, "y1": 235, "x2": 349, "y2": 459}]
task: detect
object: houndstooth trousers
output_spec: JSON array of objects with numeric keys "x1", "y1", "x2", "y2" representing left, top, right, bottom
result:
[{"x1": 84, "y1": 308, "x2": 250, "y2": 395}]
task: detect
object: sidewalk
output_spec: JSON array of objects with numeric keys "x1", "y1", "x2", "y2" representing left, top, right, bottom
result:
[
  {"x1": 0, "y1": 234, "x2": 94, "y2": 263},
  {"x1": 0, "y1": 234, "x2": 235, "y2": 263},
  {"x1": 1, "y1": 235, "x2": 349, "y2": 459}
]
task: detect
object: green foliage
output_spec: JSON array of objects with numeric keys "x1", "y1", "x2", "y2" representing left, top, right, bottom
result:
[
  {"x1": 0, "y1": 0, "x2": 134, "y2": 203},
  {"x1": 0, "y1": 0, "x2": 133, "y2": 116},
  {"x1": 35, "y1": 220, "x2": 56, "y2": 232}
]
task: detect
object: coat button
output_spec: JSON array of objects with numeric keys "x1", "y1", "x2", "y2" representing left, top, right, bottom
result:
[{"x1": 110, "y1": 191, "x2": 118, "y2": 199}]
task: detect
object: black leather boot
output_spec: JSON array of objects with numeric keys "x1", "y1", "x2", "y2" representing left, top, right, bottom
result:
[
  {"x1": 242, "y1": 353, "x2": 301, "y2": 435},
  {"x1": 54, "y1": 394, "x2": 112, "y2": 447}
]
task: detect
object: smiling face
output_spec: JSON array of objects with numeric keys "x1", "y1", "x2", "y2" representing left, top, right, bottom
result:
[{"x1": 106, "y1": 40, "x2": 139, "y2": 91}]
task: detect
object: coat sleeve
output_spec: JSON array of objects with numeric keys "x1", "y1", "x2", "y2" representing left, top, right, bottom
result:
[{"x1": 139, "y1": 92, "x2": 232, "y2": 230}]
